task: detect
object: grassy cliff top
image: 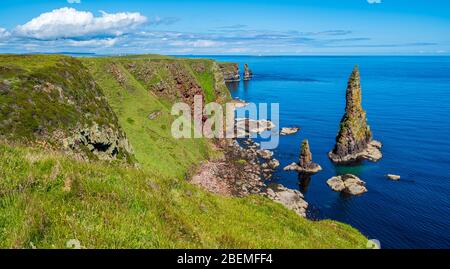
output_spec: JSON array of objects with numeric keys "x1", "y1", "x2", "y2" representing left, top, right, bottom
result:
[{"x1": 0, "y1": 54, "x2": 367, "y2": 249}]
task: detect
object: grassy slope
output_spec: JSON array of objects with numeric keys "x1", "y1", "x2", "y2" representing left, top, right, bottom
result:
[{"x1": 0, "y1": 55, "x2": 368, "y2": 248}]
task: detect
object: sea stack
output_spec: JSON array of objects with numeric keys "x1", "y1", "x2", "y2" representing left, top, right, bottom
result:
[
  {"x1": 243, "y1": 64, "x2": 253, "y2": 80},
  {"x1": 328, "y1": 65, "x2": 382, "y2": 164},
  {"x1": 284, "y1": 139, "x2": 322, "y2": 174}
]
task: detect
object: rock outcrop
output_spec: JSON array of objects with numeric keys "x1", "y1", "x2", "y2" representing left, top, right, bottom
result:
[
  {"x1": 284, "y1": 139, "x2": 322, "y2": 174},
  {"x1": 220, "y1": 63, "x2": 240, "y2": 82},
  {"x1": 280, "y1": 127, "x2": 300, "y2": 136},
  {"x1": 386, "y1": 174, "x2": 401, "y2": 181},
  {"x1": 326, "y1": 174, "x2": 367, "y2": 195},
  {"x1": 264, "y1": 184, "x2": 308, "y2": 217},
  {"x1": 235, "y1": 118, "x2": 275, "y2": 137},
  {"x1": 328, "y1": 65, "x2": 382, "y2": 164},
  {"x1": 243, "y1": 64, "x2": 253, "y2": 81},
  {"x1": 63, "y1": 122, "x2": 133, "y2": 162}
]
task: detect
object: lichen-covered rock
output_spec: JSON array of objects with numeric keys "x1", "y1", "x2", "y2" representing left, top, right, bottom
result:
[
  {"x1": 243, "y1": 63, "x2": 253, "y2": 81},
  {"x1": 329, "y1": 65, "x2": 382, "y2": 164},
  {"x1": 63, "y1": 122, "x2": 133, "y2": 162},
  {"x1": 283, "y1": 139, "x2": 322, "y2": 174}
]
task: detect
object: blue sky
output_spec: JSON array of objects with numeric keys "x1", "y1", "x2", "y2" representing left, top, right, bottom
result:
[{"x1": 0, "y1": 0, "x2": 449, "y2": 55}]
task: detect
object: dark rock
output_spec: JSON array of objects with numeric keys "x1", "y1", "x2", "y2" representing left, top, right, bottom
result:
[{"x1": 328, "y1": 65, "x2": 382, "y2": 164}]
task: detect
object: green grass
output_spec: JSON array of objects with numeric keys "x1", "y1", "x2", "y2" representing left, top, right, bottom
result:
[
  {"x1": 0, "y1": 143, "x2": 367, "y2": 248},
  {"x1": 81, "y1": 57, "x2": 211, "y2": 179},
  {"x1": 0, "y1": 54, "x2": 132, "y2": 162},
  {"x1": 0, "y1": 54, "x2": 368, "y2": 249}
]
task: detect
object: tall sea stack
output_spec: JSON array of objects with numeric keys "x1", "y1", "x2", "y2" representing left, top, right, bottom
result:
[
  {"x1": 328, "y1": 65, "x2": 382, "y2": 164},
  {"x1": 243, "y1": 64, "x2": 253, "y2": 80}
]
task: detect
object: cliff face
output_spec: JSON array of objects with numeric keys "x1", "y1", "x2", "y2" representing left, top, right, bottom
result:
[
  {"x1": 329, "y1": 65, "x2": 381, "y2": 164},
  {"x1": 0, "y1": 55, "x2": 134, "y2": 163},
  {"x1": 219, "y1": 63, "x2": 240, "y2": 82},
  {"x1": 119, "y1": 57, "x2": 230, "y2": 105}
]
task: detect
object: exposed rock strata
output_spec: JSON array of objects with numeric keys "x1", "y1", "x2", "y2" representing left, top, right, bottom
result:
[
  {"x1": 328, "y1": 65, "x2": 382, "y2": 164},
  {"x1": 284, "y1": 140, "x2": 322, "y2": 174},
  {"x1": 326, "y1": 174, "x2": 368, "y2": 195}
]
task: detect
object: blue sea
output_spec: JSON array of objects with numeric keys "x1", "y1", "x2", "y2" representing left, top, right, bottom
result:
[{"x1": 185, "y1": 55, "x2": 450, "y2": 249}]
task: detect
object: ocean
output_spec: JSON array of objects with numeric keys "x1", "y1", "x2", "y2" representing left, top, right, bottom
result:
[{"x1": 184, "y1": 55, "x2": 450, "y2": 249}]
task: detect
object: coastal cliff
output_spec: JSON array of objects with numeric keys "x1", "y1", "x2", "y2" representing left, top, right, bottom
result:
[
  {"x1": 328, "y1": 65, "x2": 382, "y2": 164},
  {"x1": 219, "y1": 63, "x2": 240, "y2": 82},
  {"x1": 0, "y1": 55, "x2": 134, "y2": 163},
  {"x1": 0, "y1": 54, "x2": 367, "y2": 248}
]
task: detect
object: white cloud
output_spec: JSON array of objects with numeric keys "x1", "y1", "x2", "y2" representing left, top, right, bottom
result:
[
  {"x1": 15, "y1": 7, "x2": 147, "y2": 40},
  {"x1": 67, "y1": 0, "x2": 81, "y2": 4},
  {"x1": 0, "y1": 28, "x2": 11, "y2": 39},
  {"x1": 169, "y1": 39, "x2": 225, "y2": 48},
  {"x1": 67, "y1": 38, "x2": 118, "y2": 47},
  {"x1": 367, "y1": 0, "x2": 382, "y2": 4}
]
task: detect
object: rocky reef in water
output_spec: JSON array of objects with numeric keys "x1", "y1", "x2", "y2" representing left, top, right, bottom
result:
[
  {"x1": 328, "y1": 65, "x2": 382, "y2": 164},
  {"x1": 243, "y1": 63, "x2": 253, "y2": 80},
  {"x1": 284, "y1": 139, "x2": 322, "y2": 174}
]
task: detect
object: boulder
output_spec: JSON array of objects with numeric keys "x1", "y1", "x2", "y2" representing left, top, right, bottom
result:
[
  {"x1": 236, "y1": 118, "x2": 275, "y2": 137},
  {"x1": 267, "y1": 159, "x2": 280, "y2": 169},
  {"x1": 386, "y1": 174, "x2": 401, "y2": 181},
  {"x1": 264, "y1": 184, "x2": 308, "y2": 217},
  {"x1": 280, "y1": 127, "x2": 300, "y2": 136},
  {"x1": 257, "y1": 149, "x2": 274, "y2": 159},
  {"x1": 327, "y1": 174, "x2": 367, "y2": 195}
]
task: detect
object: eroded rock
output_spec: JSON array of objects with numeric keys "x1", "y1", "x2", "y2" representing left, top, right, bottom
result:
[
  {"x1": 280, "y1": 127, "x2": 300, "y2": 136},
  {"x1": 243, "y1": 64, "x2": 253, "y2": 81},
  {"x1": 326, "y1": 174, "x2": 368, "y2": 195},
  {"x1": 386, "y1": 174, "x2": 401, "y2": 181},
  {"x1": 264, "y1": 184, "x2": 308, "y2": 217},
  {"x1": 328, "y1": 65, "x2": 382, "y2": 164},
  {"x1": 283, "y1": 139, "x2": 322, "y2": 174}
]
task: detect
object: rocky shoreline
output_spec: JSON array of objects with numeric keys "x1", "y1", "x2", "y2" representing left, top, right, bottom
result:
[{"x1": 191, "y1": 137, "x2": 308, "y2": 217}]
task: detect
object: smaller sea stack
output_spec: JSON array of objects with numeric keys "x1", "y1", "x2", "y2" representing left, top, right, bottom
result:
[
  {"x1": 328, "y1": 65, "x2": 382, "y2": 164},
  {"x1": 284, "y1": 139, "x2": 322, "y2": 174},
  {"x1": 243, "y1": 64, "x2": 253, "y2": 80}
]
